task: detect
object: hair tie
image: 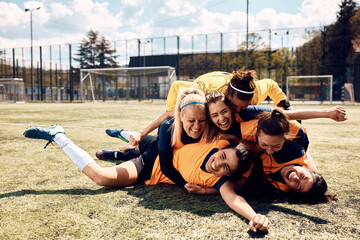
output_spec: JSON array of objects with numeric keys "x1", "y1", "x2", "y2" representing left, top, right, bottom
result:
[
  {"x1": 180, "y1": 101, "x2": 205, "y2": 110},
  {"x1": 229, "y1": 82, "x2": 254, "y2": 94}
]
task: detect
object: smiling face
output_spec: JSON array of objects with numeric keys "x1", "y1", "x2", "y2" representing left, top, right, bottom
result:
[
  {"x1": 281, "y1": 165, "x2": 314, "y2": 193},
  {"x1": 180, "y1": 105, "x2": 206, "y2": 139},
  {"x1": 257, "y1": 130, "x2": 286, "y2": 155},
  {"x1": 208, "y1": 100, "x2": 233, "y2": 131},
  {"x1": 205, "y1": 148, "x2": 238, "y2": 176}
]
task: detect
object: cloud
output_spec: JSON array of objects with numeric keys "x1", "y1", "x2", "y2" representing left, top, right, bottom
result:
[{"x1": 1, "y1": 0, "x2": 359, "y2": 52}]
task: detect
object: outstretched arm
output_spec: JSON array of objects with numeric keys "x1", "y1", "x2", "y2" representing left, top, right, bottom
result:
[
  {"x1": 129, "y1": 111, "x2": 174, "y2": 146},
  {"x1": 284, "y1": 105, "x2": 347, "y2": 122},
  {"x1": 219, "y1": 181, "x2": 271, "y2": 232}
]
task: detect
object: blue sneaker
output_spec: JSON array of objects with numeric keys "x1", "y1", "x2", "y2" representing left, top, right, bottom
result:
[
  {"x1": 23, "y1": 124, "x2": 65, "y2": 148},
  {"x1": 105, "y1": 128, "x2": 129, "y2": 143}
]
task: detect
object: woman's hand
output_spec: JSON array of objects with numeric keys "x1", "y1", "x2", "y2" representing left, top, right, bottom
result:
[
  {"x1": 184, "y1": 183, "x2": 218, "y2": 194},
  {"x1": 326, "y1": 105, "x2": 347, "y2": 122},
  {"x1": 248, "y1": 214, "x2": 271, "y2": 232},
  {"x1": 129, "y1": 132, "x2": 143, "y2": 146}
]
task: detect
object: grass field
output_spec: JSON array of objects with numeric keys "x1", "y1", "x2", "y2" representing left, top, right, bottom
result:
[{"x1": 0, "y1": 102, "x2": 360, "y2": 240}]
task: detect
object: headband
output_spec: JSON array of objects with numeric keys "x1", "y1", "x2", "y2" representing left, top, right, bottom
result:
[
  {"x1": 180, "y1": 101, "x2": 205, "y2": 110},
  {"x1": 229, "y1": 82, "x2": 254, "y2": 94}
]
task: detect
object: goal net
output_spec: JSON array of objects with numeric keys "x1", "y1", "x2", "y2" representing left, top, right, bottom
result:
[
  {"x1": 0, "y1": 78, "x2": 26, "y2": 102},
  {"x1": 286, "y1": 75, "x2": 333, "y2": 103},
  {"x1": 80, "y1": 66, "x2": 177, "y2": 102}
]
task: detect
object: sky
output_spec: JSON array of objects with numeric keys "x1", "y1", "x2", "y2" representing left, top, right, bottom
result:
[{"x1": 0, "y1": 0, "x2": 359, "y2": 65}]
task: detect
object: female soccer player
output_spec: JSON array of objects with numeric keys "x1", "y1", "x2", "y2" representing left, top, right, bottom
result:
[
  {"x1": 109, "y1": 69, "x2": 290, "y2": 147},
  {"x1": 23, "y1": 125, "x2": 271, "y2": 233},
  {"x1": 204, "y1": 92, "x2": 345, "y2": 201}
]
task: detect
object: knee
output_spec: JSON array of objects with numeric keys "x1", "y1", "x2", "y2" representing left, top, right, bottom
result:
[{"x1": 90, "y1": 171, "x2": 110, "y2": 186}]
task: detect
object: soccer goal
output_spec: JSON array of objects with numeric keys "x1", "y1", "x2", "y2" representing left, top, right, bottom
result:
[
  {"x1": 0, "y1": 78, "x2": 26, "y2": 102},
  {"x1": 286, "y1": 75, "x2": 333, "y2": 103},
  {"x1": 80, "y1": 66, "x2": 177, "y2": 102}
]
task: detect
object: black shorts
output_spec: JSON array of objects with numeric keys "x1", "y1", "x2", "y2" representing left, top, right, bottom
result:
[{"x1": 130, "y1": 135, "x2": 159, "y2": 183}]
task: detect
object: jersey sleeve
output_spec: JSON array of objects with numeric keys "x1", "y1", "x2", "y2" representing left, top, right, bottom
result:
[
  {"x1": 237, "y1": 105, "x2": 272, "y2": 122},
  {"x1": 252, "y1": 79, "x2": 287, "y2": 105},
  {"x1": 158, "y1": 118, "x2": 174, "y2": 152},
  {"x1": 166, "y1": 81, "x2": 198, "y2": 111},
  {"x1": 157, "y1": 118, "x2": 187, "y2": 186},
  {"x1": 211, "y1": 177, "x2": 229, "y2": 191},
  {"x1": 159, "y1": 150, "x2": 187, "y2": 186}
]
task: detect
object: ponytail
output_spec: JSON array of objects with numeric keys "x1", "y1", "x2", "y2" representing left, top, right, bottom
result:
[
  {"x1": 256, "y1": 108, "x2": 290, "y2": 138},
  {"x1": 227, "y1": 69, "x2": 257, "y2": 101}
]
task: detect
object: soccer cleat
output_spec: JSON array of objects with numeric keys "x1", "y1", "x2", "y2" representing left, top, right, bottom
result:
[
  {"x1": 23, "y1": 124, "x2": 65, "y2": 148},
  {"x1": 105, "y1": 128, "x2": 129, "y2": 143}
]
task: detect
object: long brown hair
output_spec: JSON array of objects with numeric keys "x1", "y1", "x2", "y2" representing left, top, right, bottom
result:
[{"x1": 204, "y1": 91, "x2": 228, "y2": 141}]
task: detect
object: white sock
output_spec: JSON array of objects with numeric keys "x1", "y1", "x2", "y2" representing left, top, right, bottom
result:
[
  {"x1": 54, "y1": 133, "x2": 95, "y2": 171},
  {"x1": 120, "y1": 130, "x2": 135, "y2": 141}
]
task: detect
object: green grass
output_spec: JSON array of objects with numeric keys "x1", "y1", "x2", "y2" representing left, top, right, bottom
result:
[{"x1": 0, "y1": 102, "x2": 360, "y2": 239}]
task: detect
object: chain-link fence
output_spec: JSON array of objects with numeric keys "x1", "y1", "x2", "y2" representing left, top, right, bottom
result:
[{"x1": 1, "y1": 25, "x2": 359, "y2": 102}]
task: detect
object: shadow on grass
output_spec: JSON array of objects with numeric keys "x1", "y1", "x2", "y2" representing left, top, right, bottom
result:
[
  {"x1": 0, "y1": 183, "x2": 328, "y2": 226},
  {"x1": 0, "y1": 187, "x2": 118, "y2": 198}
]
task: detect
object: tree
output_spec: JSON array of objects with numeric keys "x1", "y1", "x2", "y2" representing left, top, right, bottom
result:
[
  {"x1": 325, "y1": 0, "x2": 357, "y2": 77},
  {"x1": 237, "y1": 33, "x2": 268, "y2": 71},
  {"x1": 74, "y1": 29, "x2": 117, "y2": 69}
]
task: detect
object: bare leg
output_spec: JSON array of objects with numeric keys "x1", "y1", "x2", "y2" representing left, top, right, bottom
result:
[
  {"x1": 82, "y1": 160, "x2": 139, "y2": 187},
  {"x1": 54, "y1": 133, "x2": 139, "y2": 187}
]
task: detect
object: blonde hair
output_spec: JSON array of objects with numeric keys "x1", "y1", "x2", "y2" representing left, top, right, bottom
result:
[{"x1": 171, "y1": 87, "x2": 207, "y2": 147}]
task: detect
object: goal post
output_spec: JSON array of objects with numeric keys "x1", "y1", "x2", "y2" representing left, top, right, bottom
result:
[
  {"x1": 0, "y1": 78, "x2": 26, "y2": 102},
  {"x1": 286, "y1": 75, "x2": 333, "y2": 103},
  {"x1": 80, "y1": 66, "x2": 176, "y2": 102}
]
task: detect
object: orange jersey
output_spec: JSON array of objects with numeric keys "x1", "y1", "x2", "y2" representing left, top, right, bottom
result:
[
  {"x1": 260, "y1": 150, "x2": 308, "y2": 192},
  {"x1": 145, "y1": 139, "x2": 230, "y2": 188},
  {"x1": 240, "y1": 119, "x2": 309, "y2": 192}
]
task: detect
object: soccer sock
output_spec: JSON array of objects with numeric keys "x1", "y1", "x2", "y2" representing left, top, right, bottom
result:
[
  {"x1": 119, "y1": 130, "x2": 135, "y2": 141},
  {"x1": 116, "y1": 149, "x2": 140, "y2": 160},
  {"x1": 54, "y1": 133, "x2": 95, "y2": 171}
]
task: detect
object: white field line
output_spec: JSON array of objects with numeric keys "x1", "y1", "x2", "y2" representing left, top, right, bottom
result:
[{"x1": 1, "y1": 122, "x2": 360, "y2": 141}]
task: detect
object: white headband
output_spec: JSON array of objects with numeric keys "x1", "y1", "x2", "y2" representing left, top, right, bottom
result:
[{"x1": 229, "y1": 82, "x2": 254, "y2": 94}]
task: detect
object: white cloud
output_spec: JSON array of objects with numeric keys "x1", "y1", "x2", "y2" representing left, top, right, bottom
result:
[
  {"x1": 159, "y1": 0, "x2": 205, "y2": 16},
  {"x1": 2, "y1": 0, "x2": 360, "y2": 52},
  {"x1": 49, "y1": 2, "x2": 73, "y2": 19}
]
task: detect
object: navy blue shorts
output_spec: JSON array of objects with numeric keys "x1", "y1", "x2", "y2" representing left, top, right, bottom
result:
[{"x1": 130, "y1": 135, "x2": 158, "y2": 182}]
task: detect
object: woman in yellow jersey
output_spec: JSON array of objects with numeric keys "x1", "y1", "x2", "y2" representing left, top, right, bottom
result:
[
  {"x1": 112, "y1": 69, "x2": 290, "y2": 146},
  {"x1": 23, "y1": 125, "x2": 271, "y2": 233}
]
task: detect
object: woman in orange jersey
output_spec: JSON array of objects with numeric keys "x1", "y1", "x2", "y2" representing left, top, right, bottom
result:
[
  {"x1": 23, "y1": 125, "x2": 271, "y2": 233},
  {"x1": 204, "y1": 91, "x2": 346, "y2": 202}
]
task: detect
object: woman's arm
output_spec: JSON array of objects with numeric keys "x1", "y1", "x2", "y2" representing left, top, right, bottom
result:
[
  {"x1": 184, "y1": 183, "x2": 219, "y2": 194},
  {"x1": 129, "y1": 111, "x2": 174, "y2": 146},
  {"x1": 284, "y1": 106, "x2": 347, "y2": 122},
  {"x1": 306, "y1": 152, "x2": 318, "y2": 173},
  {"x1": 159, "y1": 150, "x2": 187, "y2": 186},
  {"x1": 157, "y1": 119, "x2": 188, "y2": 187},
  {"x1": 219, "y1": 181, "x2": 271, "y2": 232}
]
